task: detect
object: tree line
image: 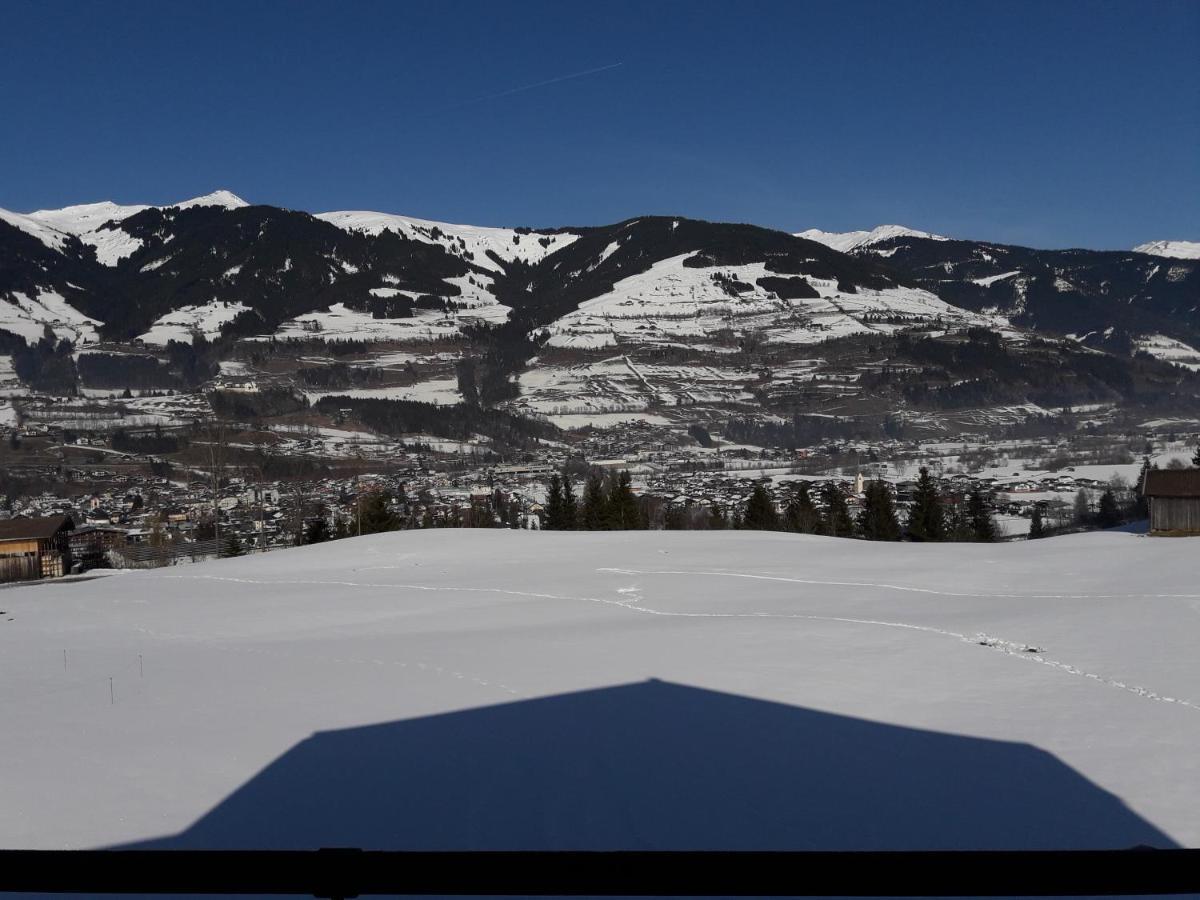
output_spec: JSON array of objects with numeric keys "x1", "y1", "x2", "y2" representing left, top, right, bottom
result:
[{"x1": 540, "y1": 466, "x2": 1000, "y2": 542}]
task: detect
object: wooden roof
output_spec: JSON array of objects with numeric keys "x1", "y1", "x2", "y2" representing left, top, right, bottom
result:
[
  {"x1": 0, "y1": 515, "x2": 75, "y2": 542},
  {"x1": 1142, "y1": 469, "x2": 1200, "y2": 499}
]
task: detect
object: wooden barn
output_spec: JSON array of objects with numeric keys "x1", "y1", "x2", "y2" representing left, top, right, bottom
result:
[
  {"x1": 0, "y1": 515, "x2": 75, "y2": 582},
  {"x1": 1141, "y1": 469, "x2": 1200, "y2": 536}
]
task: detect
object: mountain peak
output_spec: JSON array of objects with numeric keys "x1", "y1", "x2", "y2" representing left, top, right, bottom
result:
[
  {"x1": 1132, "y1": 240, "x2": 1200, "y2": 260},
  {"x1": 174, "y1": 190, "x2": 249, "y2": 210},
  {"x1": 796, "y1": 224, "x2": 949, "y2": 253},
  {"x1": 28, "y1": 200, "x2": 151, "y2": 235}
]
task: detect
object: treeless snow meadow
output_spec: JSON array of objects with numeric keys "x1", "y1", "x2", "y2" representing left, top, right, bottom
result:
[{"x1": 0, "y1": 530, "x2": 1197, "y2": 851}]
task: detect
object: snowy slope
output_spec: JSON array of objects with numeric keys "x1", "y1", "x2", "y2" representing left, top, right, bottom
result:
[
  {"x1": 796, "y1": 224, "x2": 949, "y2": 253},
  {"x1": 5, "y1": 191, "x2": 249, "y2": 265},
  {"x1": 542, "y1": 252, "x2": 997, "y2": 350},
  {"x1": 0, "y1": 207, "x2": 71, "y2": 252},
  {"x1": 316, "y1": 209, "x2": 579, "y2": 272},
  {"x1": 170, "y1": 189, "x2": 248, "y2": 211},
  {"x1": 0, "y1": 289, "x2": 101, "y2": 345},
  {"x1": 137, "y1": 300, "x2": 250, "y2": 345},
  {"x1": 1132, "y1": 333, "x2": 1200, "y2": 370},
  {"x1": 1133, "y1": 240, "x2": 1200, "y2": 260},
  {"x1": 1, "y1": 530, "x2": 1197, "y2": 851},
  {"x1": 26, "y1": 200, "x2": 151, "y2": 235}
]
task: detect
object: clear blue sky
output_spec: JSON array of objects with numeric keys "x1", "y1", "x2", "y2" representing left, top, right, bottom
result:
[{"x1": 2, "y1": 0, "x2": 1196, "y2": 249}]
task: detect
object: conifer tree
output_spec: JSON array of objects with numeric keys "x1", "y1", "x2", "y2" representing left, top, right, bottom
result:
[
  {"x1": 1096, "y1": 488, "x2": 1121, "y2": 528},
  {"x1": 223, "y1": 532, "x2": 244, "y2": 557},
  {"x1": 857, "y1": 479, "x2": 901, "y2": 541},
  {"x1": 358, "y1": 492, "x2": 400, "y2": 534},
  {"x1": 581, "y1": 473, "x2": 608, "y2": 530},
  {"x1": 784, "y1": 483, "x2": 821, "y2": 534},
  {"x1": 906, "y1": 467, "x2": 945, "y2": 542},
  {"x1": 967, "y1": 487, "x2": 997, "y2": 542},
  {"x1": 1028, "y1": 505, "x2": 1046, "y2": 539},
  {"x1": 606, "y1": 471, "x2": 641, "y2": 529},
  {"x1": 544, "y1": 473, "x2": 565, "y2": 530},
  {"x1": 304, "y1": 516, "x2": 331, "y2": 545},
  {"x1": 708, "y1": 503, "x2": 727, "y2": 530},
  {"x1": 743, "y1": 484, "x2": 780, "y2": 531},
  {"x1": 561, "y1": 474, "x2": 578, "y2": 530},
  {"x1": 821, "y1": 483, "x2": 855, "y2": 537}
]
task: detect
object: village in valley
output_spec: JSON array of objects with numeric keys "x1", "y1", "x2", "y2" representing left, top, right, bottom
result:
[{"x1": 2, "y1": 379, "x2": 1197, "y2": 583}]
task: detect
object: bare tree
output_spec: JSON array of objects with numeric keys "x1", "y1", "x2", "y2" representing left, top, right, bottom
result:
[{"x1": 199, "y1": 417, "x2": 229, "y2": 550}]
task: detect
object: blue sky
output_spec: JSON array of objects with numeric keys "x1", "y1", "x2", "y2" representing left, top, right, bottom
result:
[{"x1": 1, "y1": 0, "x2": 1196, "y2": 248}]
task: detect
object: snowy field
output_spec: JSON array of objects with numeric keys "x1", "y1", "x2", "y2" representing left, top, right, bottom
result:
[
  {"x1": 0, "y1": 530, "x2": 1197, "y2": 854},
  {"x1": 137, "y1": 300, "x2": 250, "y2": 345},
  {"x1": 541, "y1": 254, "x2": 1000, "y2": 350}
]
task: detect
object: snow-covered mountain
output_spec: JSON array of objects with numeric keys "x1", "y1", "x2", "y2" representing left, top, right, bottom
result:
[
  {"x1": 1133, "y1": 239, "x2": 1200, "y2": 260},
  {"x1": 0, "y1": 190, "x2": 250, "y2": 270},
  {"x1": 0, "y1": 529, "x2": 1195, "y2": 850},
  {"x1": 795, "y1": 224, "x2": 949, "y2": 254},
  {"x1": 315, "y1": 209, "x2": 579, "y2": 273},
  {"x1": 802, "y1": 226, "x2": 1200, "y2": 359},
  {"x1": 1, "y1": 193, "x2": 1198, "y2": 422}
]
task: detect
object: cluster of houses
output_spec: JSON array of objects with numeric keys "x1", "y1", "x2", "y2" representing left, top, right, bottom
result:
[
  {"x1": 3, "y1": 405, "x2": 1199, "y2": 583},
  {"x1": 0, "y1": 465, "x2": 552, "y2": 584}
]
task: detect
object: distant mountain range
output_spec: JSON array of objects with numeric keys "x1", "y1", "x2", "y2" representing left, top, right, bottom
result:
[{"x1": 1, "y1": 191, "x2": 1197, "y2": 427}]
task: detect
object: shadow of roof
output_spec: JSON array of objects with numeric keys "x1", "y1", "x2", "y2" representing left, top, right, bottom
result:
[{"x1": 131, "y1": 679, "x2": 1174, "y2": 851}]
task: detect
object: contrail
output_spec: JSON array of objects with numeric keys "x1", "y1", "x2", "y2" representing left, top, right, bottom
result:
[{"x1": 456, "y1": 62, "x2": 623, "y2": 107}]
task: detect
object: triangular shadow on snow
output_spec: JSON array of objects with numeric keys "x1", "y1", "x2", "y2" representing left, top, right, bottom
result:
[{"x1": 127, "y1": 679, "x2": 1175, "y2": 851}]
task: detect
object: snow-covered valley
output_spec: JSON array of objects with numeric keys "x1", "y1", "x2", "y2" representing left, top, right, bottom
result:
[{"x1": 0, "y1": 529, "x2": 1196, "y2": 851}]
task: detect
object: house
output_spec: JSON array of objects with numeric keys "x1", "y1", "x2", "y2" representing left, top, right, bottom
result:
[
  {"x1": 0, "y1": 515, "x2": 75, "y2": 582},
  {"x1": 1142, "y1": 469, "x2": 1200, "y2": 536},
  {"x1": 67, "y1": 525, "x2": 128, "y2": 572}
]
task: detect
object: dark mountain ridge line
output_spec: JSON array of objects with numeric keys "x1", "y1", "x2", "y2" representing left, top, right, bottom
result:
[{"x1": 1, "y1": 201, "x2": 1197, "y2": 421}]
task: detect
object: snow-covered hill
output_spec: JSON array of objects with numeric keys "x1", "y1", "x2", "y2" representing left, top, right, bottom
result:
[
  {"x1": 2, "y1": 190, "x2": 249, "y2": 261},
  {"x1": 541, "y1": 252, "x2": 993, "y2": 351},
  {"x1": 795, "y1": 224, "x2": 949, "y2": 254},
  {"x1": 0, "y1": 530, "x2": 1196, "y2": 851},
  {"x1": 316, "y1": 209, "x2": 579, "y2": 273},
  {"x1": 1133, "y1": 240, "x2": 1200, "y2": 260}
]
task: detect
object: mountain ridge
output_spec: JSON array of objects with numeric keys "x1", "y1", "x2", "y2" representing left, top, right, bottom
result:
[{"x1": 1, "y1": 194, "x2": 1197, "y2": 427}]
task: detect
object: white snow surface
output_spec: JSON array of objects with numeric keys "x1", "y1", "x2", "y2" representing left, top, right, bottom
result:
[
  {"x1": 0, "y1": 289, "x2": 101, "y2": 345},
  {"x1": 1132, "y1": 240, "x2": 1200, "y2": 260},
  {"x1": 267, "y1": 299, "x2": 507, "y2": 344},
  {"x1": 2, "y1": 191, "x2": 248, "y2": 263},
  {"x1": 0, "y1": 530, "x2": 1197, "y2": 852},
  {"x1": 542, "y1": 253, "x2": 995, "y2": 351},
  {"x1": 795, "y1": 224, "x2": 950, "y2": 253},
  {"x1": 170, "y1": 189, "x2": 248, "y2": 211},
  {"x1": 316, "y1": 210, "x2": 579, "y2": 273},
  {"x1": 1133, "y1": 334, "x2": 1200, "y2": 371},
  {"x1": 0, "y1": 207, "x2": 70, "y2": 252},
  {"x1": 26, "y1": 200, "x2": 151, "y2": 235},
  {"x1": 137, "y1": 300, "x2": 250, "y2": 345}
]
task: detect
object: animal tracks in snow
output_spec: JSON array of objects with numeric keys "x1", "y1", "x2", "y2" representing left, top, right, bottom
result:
[
  {"x1": 597, "y1": 568, "x2": 1200, "y2": 713},
  {"x1": 149, "y1": 570, "x2": 1200, "y2": 714}
]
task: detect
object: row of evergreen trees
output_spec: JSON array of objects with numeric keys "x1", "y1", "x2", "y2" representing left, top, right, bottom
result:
[
  {"x1": 739, "y1": 469, "x2": 998, "y2": 542},
  {"x1": 541, "y1": 467, "x2": 1000, "y2": 542},
  {"x1": 543, "y1": 471, "x2": 641, "y2": 531}
]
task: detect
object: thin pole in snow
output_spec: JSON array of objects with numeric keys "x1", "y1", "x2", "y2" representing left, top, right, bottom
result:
[
  {"x1": 109, "y1": 677, "x2": 114, "y2": 705},
  {"x1": 139, "y1": 654, "x2": 143, "y2": 678},
  {"x1": 63, "y1": 649, "x2": 67, "y2": 671}
]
